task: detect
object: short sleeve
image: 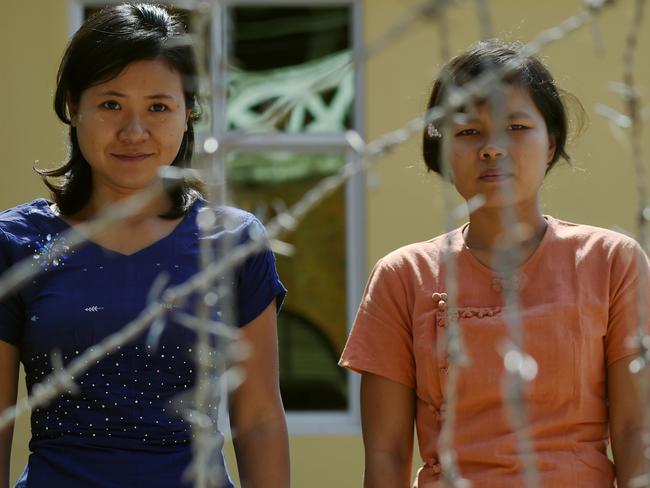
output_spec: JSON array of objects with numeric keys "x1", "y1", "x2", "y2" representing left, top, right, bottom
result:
[
  {"x1": 0, "y1": 227, "x2": 25, "y2": 346},
  {"x1": 339, "y1": 256, "x2": 415, "y2": 388},
  {"x1": 235, "y1": 217, "x2": 287, "y2": 327},
  {"x1": 606, "y1": 240, "x2": 650, "y2": 366}
]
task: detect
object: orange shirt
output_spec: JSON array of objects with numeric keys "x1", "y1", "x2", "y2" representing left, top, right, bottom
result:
[{"x1": 340, "y1": 216, "x2": 649, "y2": 487}]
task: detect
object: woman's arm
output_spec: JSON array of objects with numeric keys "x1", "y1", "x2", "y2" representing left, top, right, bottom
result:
[
  {"x1": 609, "y1": 354, "x2": 645, "y2": 488},
  {"x1": 229, "y1": 301, "x2": 289, "y2": 488},
  {"x1": 361, "y1": 372, "x2": 415, "y2": 488},
  {"x1": 0, "y1": 341, "x2": 20, "y2": 488}
]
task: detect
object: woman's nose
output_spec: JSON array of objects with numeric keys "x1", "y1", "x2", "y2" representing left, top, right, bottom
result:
[
  {"x1": 118, "y1": 114, "x2": 149, "y2": 142},
  {"x1": 479, "y1": 141, "x2": 506, "y2": 160}
]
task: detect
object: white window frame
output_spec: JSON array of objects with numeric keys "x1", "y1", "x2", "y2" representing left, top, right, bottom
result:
[{"x1": 70, "y1": 0, "x2": 365, "y2": 435}]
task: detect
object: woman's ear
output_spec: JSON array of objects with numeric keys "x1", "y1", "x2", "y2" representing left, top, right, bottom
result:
[
  {"x1": 184, "y1": 108, "x2": 192, "y2": 132},
  {"x1": 547, "y1": 134, "x2": 557, "y2": 163},
  {"x1": 68, "y1": 100, "x2": 78, "y2": 127}
]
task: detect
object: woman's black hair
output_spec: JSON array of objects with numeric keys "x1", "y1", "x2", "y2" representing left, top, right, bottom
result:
[
  {"x1": 39, "y1": 3, "x2": 202, "y2": 218},
  {"x1": 422, "y1": 40, "x2": 580, "y2": 175}
]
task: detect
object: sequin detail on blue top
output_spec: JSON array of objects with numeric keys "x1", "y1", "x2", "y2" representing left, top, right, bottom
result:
[{"x1": 30, "y1": 233, "x2": 71, "y2": 269}]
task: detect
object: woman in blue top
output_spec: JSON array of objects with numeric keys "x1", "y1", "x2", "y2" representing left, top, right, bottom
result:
[{"x1": 0, "y1": 4, "x2": 289, "y2": 487}]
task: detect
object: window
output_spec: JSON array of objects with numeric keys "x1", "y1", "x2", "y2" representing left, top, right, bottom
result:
[
  {"x1": 73, "y1": 0, "x2": 364, "y2": 434},
  {"x1": 228, "y1": 151, "x2": 349, "y2": 413},
  {"x1": 222, "y1": 2, "x2": 364, "y2": 434}
]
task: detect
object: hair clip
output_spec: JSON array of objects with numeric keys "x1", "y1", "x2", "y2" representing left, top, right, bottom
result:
[{"x1": 427, "y1": 124, "x2": 441, "y2": 139}]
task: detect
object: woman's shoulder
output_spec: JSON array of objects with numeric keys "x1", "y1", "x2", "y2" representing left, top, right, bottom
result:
[
  {"x1": 195, "y1": 200, "x2": 266, "y2": 242},
  {"x1": 0, "y1": 199, "x2": 55, "y2": 238},
  {"x1": 0, "y1": 199, "x2": 62, "y2": 265},
  {"x1": 547, "y1": 215, "x2": 642, "y2": 255},
  {"x1": 195, "y1": 199, "x2": 254, "y2": 223},
  {"x1": 0, "y1": 198, "x2": 50, "y2": 220},
  {"x1": 373, "y1": 229, "x2": 459, "y2": 274}
]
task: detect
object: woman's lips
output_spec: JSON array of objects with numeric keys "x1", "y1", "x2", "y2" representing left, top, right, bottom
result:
[
  {"x1": 480, "y1": 172, "x2": 511, "y2": 182},
  {"x1": 112, "y1": 153, "x2": 153, "y2": 162}
]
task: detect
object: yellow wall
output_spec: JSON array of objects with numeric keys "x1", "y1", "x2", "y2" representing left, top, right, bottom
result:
[
  {"x1": 2, "y1": 0, "x2": 69, "y2": 484},
  {"x1": 2, "y1": 0, "x2": 648, "y2": 486},
  {"x1": 0, "y1": 0, "x2": 68, "y2": 210}
]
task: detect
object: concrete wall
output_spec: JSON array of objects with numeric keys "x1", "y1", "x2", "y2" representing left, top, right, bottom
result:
[{"x1": 2, "y1": 0, "x2": 648, "y2": 486}]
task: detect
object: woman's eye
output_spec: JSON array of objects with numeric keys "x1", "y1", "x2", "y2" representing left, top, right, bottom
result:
[
  {"x1": 456, "y1": 128, "x2": 479, "y2": 136},
  {"x1": 150, "y1": 103, "x2": 168, "y2": 113},
  {"x1": 101, "y1": 100, "x2": 120, "y2": 110},
  {"x1": 509, "y1": 124, "x2": 527, "y2": 130}
]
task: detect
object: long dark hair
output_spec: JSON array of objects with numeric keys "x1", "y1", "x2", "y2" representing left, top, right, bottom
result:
[{"x1": 39, "y1": 3, "x2": 202, "y2": 218}]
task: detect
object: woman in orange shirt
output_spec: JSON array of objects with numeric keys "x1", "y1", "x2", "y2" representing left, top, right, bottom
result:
[{"x1": 340, "y1": 40, "x2": 648, "y2": 487}]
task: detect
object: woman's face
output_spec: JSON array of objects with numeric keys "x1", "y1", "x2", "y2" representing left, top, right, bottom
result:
[
  {"x1": 449, "y1": 84, "x2": 556, "y2": 209},
  {"x1": 71, "y1": 58, "x2": 190, "y2": 200}
]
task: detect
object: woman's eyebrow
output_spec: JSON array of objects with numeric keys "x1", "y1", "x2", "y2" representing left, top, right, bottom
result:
[
  {"x1": 147, "y1": 94, "x2": 177, "y2": 100},
  {"x1": 93, "y1": 91, "x2": 178, "y2": 100},
  {"x1": 507, "y1": 111, "x2": 534, "y2": 119},
  {"x1": 96, "y1": 90, "x2": 125, "y2": 97},
  {"x1": 453, "y1": 110, "x2": 534, "y2": 124}
]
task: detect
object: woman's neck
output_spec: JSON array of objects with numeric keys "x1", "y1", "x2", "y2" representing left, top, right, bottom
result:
[
  {"x1": 73, "y1": 185, "x2": 170, "y2": 225},
  {"x1": 463, "y1": 203, "x2": 547, "y2": 270},
  {"x1": 57, "y1": 189, "x2": 183, "y2": 256}
]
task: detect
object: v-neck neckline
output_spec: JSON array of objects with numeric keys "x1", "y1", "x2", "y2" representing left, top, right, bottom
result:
[{"x1": 37, "y1": 198, "x2": 199, "y2": 258}]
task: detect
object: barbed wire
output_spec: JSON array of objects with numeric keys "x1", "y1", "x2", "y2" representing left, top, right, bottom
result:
[
  {"x1": 437, "y1": 112, "x2": 471, "y2": 488},
  {"x1": 474, "y1": 0, "x2": 493, "y2": 40},
  {"x1": 620, "y1": 0, "x2": 649, "y2": 486},
  {"x1": 185, "y1": 4, "x2": 229, "y2": 486},
  {"x1": 1, "y1": 0, "x2": 647, "y2": 487}
]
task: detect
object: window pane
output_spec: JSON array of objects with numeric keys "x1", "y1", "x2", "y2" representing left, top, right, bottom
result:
[
  {"x1": 227, "y1": 153, "x2": 348, "y2": 411},
  {"x1": 227, "y1": 6, "x2": 353, "y2": 133}
]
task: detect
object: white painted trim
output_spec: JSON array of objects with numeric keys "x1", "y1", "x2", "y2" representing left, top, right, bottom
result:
[
  {"x1": 220, "y1": 133, "x2": 351, "y2": 151},
  {"x1": 67, "y1": 0, "x2": 84, "y2": 37}
]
